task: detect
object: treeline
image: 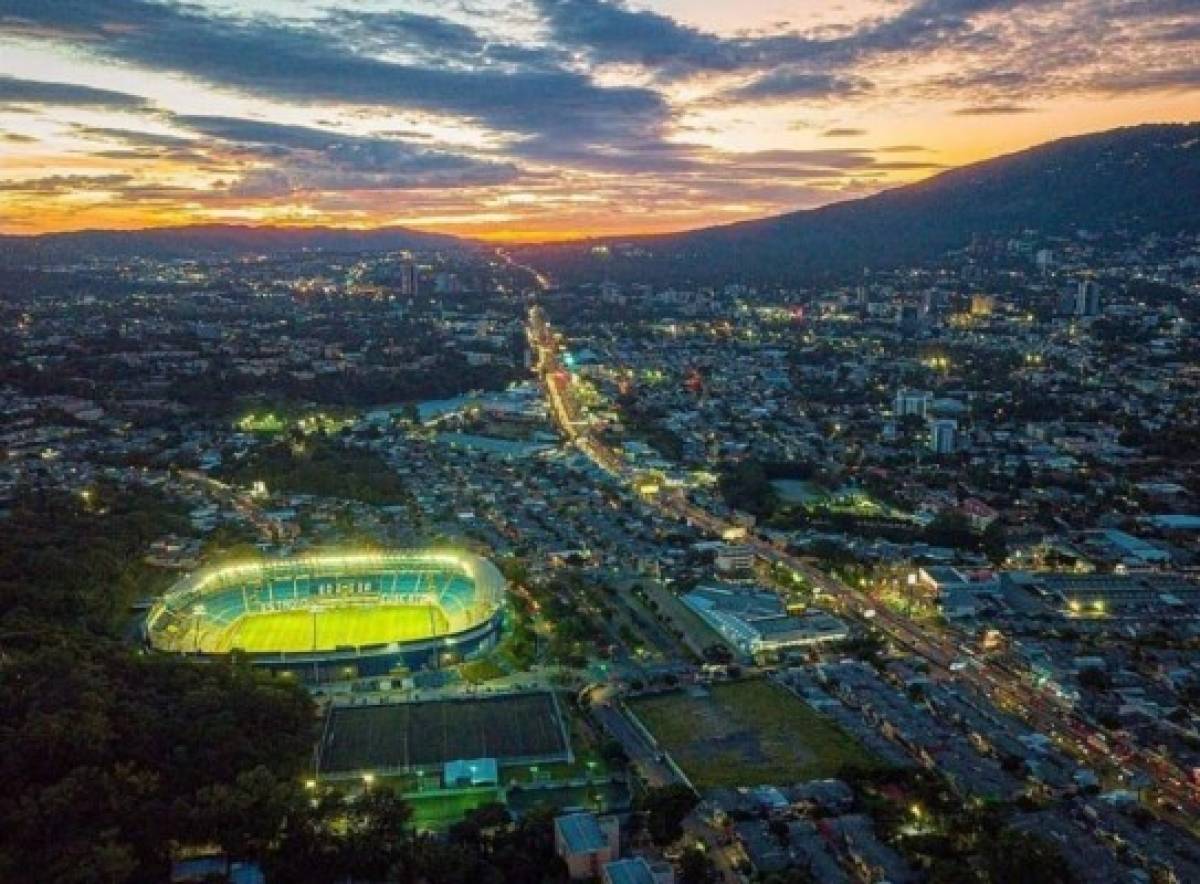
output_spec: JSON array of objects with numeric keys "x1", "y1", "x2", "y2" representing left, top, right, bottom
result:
[
  {"x1": 222, "y1": 437, "x2": 411, "y2": 505},
  {"x1": 171, "y1": 354, "x2": 523, "y2": 417},
  {"x1": 718, "y1": 458, "x2": 819, "y2": 519},
  {"x1": 0, "y1": 487, "x2": 315, "y2": 883}
]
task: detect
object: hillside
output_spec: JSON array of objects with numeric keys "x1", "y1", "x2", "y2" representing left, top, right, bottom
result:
[
  {"x1": 516, "y1": 123, "x2": 1200, "y2": 286},
  {"x1": 0, "y1": 223, "x2": 470, "y2": 263}
]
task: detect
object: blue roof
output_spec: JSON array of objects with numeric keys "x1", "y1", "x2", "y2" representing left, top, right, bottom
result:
[
  {"x1": 556, "y1": 812, "x2": 607, "y2": 853},
  {"x1": 603, "y1": 858, "x2": 656, "y2": 884}
]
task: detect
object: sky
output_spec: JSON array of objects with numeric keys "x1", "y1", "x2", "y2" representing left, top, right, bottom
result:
[{"x1": 0, "y1": 0, "x2": 1197, "y2": 241}]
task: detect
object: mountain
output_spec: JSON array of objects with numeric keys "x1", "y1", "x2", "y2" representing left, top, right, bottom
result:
[
  {"x1": 0, "y1": 223, "x2": 471, "y2": 264},
  {"x1": 516, "y1": 123, "x2": 1200, "y2": 286}
]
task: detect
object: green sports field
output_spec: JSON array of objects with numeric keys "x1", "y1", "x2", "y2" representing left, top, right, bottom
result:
[
  {"x1": 628, "y1": 678, "x2": 883, "y2": 788},
  {"x1": 217, "y1": 604, "x2": 449, "y2": 652}
]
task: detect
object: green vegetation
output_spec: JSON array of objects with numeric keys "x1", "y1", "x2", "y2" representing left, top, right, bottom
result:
[
  {"x1": 459, "y1": 658, "x2": 507, "y2": 684},
  {"x1": 404, "y1": 788, "x2": 505, "y2": 830},
  {"x1": 0, "y1": 487, "x2": 315, "y2": 883},
  {"x1": 223, "y1": 437, "x2": 411, "y2": 505},
  {"x1": 236, "y1": 408, "x2": 356, "y2": 436},
  {"x1": 636, "y1": 784, "x2": 699, "y2": 846},
  {"x1": 718, "y1": 459, "x2": 778, "y2": 518},
  {"x1": 628, "y1": 679, "x2": 883, "y2": 788}
]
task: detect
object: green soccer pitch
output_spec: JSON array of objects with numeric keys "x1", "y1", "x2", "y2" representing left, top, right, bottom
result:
[{"x1": 216, "y1": 604, "x2": 450, "y2": 653}]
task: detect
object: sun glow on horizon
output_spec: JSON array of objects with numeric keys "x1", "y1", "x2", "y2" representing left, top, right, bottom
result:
[{"x1": 0, "y1": 0, "x2": 1197, "y2": 240}]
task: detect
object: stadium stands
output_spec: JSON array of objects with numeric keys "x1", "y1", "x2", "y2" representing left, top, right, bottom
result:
[{"x1": 145, "y1": 551, "x2": 506, "y2": 678}]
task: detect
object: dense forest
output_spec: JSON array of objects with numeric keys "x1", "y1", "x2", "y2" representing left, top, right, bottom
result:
[
  {"x1": 0, "y1": 487, "x2": 578, "y2": 883},
  {"x1": 222, "y1": 437, "x2": 413, "y2": 506}
]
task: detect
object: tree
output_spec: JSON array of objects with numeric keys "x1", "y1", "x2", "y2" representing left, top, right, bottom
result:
[
  {"x1": 924, "y1": 511, "x2": 977, "y2": 551},
  {"x1": 1078, "y1": 666, "x2": 1111, "y2": 692},
  {"x1": 0, "y1": 489, "x2": 314, "y2": 883},
  {"x1": 342, "y1": 789, "x2": 415, "y2": 880},
  {"x1": 980, "y1": 830, "x2": 1074, "y2": 884},
  {"x1": 636, "y1": 784, "x2": 699, "y2": 846},
  {"x1": 981, "y1": 521, "x2": 1008, "y2": 565},
  {"x1": 678, "y1": 845, "x2": 713, "y2": 884}
]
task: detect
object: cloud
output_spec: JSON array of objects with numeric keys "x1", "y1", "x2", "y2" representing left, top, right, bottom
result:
[
  {"x1": 722, "y1": 71, "x2": 867, "y2": 103},
  {"x1": 0, "y1": 173, "x2": 135, "y2": 193},
  {"x1": 1, "y1": 0, "x2": 1198, "y2": 236},
  {"x1": 953, "y1": 104, "x2": 1036, "y2": 115},
  {"x1": 1095, "y1": 66, "x2": 1200, "y2": 94},
  {"x1": 0, "y1": 0, "x2": 669, "y2": 167},
  {"x1": 531, "y1": 0, "x2": 743, "y2": 75},
  {"x1": 174, "y1": 115, "x2": 520, "y2": 193},
  {"x1": 0, "y1": 75, "x2": 153, "y2": 111}
]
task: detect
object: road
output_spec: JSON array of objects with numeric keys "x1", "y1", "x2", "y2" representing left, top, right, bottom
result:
[
  {"x1": 586, "y1": 684, "x2": 678, "y2": 788},
  {"x1": 527, "y1": 304, "x2": 1200, "y2": 820}
]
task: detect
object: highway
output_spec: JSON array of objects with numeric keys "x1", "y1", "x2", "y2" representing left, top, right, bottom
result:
[{"x1": 527, "y1": 304, "x2": 1200, "y2": 821}]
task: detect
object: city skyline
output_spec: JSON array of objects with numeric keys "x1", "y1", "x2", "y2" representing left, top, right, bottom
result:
[{"x1": 1, "y1": 0, "x2": 1198, "y2": 241}]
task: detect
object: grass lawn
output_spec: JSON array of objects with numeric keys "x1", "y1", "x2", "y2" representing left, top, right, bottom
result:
[
  {"x1": 219, "y1": 604, "x2": 448, "y2": 652},
  {"x1": 404, "y1": 787, "x2": 503, "y2": 830},
  {"x1": 628, "y1": 678, "x2": 883, "y2": 788},
  {"x1": 460, "y1": 658, "x2": 507, "y2": 683}
]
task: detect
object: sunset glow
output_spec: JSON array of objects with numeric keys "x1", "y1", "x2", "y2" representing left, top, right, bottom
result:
[{"x1": 1, "y1": 0, "x2": 1197, "y2": 240}]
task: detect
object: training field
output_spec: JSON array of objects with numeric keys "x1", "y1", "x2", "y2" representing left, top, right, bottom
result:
[
  {"x1": 319, "y1": 692, "x2": 571, "y2": 776},
  {"x1": 628, "y1": 678, "x2": 881, "y2": 789},
  {"x1": 217, "y1": 604, "x2": 449, "y2": 653}
]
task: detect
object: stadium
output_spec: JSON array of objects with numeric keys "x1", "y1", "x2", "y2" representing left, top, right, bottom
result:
[{"x1": 145, "y1": 550, "x2": 506, "y2": 680}]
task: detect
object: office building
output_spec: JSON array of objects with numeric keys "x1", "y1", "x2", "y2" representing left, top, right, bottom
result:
[
  {"x1": 930, "y1": 418, "x2": 958, "y2": 454},
  {"x1": 399, "y1": 262, "x2": 419, "y2": 297},
  {"x1": 895, "y1": 390, "x2": 932, "y2": 419},
  {"x1": 1076, "y1": 280, "x2": 1101, "y2": 317}
]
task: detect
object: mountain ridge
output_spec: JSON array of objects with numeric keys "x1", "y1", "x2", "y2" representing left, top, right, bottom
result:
[
  {"x1": 2, "y1": 123, "x2": 1197, "y2": 279},
  {"x1": 514, "y1": 122, "x2": 1200, "y2": 285},
  {"x1": 0, "y1": 222, "x2": 472, "y2": 263}
]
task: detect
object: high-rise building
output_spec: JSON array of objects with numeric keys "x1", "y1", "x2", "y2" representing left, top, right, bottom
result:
[
  {"x1": 895, "y1": 390, "x2": 932, "y2": 418},
  {"x1": 929, "y1": 418, "x2": 958, "y2": 454},
  {"x1": 399, "y1": 262, "x2": 419, "y2": 297},
  {"x1": 1076, "y1": 279, "x2": 1101, "y2": 317}
]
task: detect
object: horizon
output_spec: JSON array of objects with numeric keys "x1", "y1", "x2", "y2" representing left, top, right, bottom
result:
[
  {"x1": 2, "y1": 1, "x2": 1199, "y2": 241},
  {"x1": 3, "y1": 118, "x2": 1196, "y2": 246}
]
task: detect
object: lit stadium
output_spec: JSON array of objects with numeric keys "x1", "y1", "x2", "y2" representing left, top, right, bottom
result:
[{"x1": 145, "y1": 550, "x2": 506, "y2": 679}]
